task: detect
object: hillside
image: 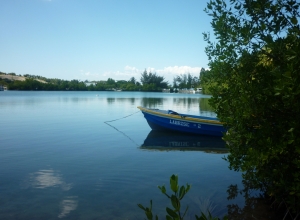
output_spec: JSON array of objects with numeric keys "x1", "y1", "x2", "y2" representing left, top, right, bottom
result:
[{"x1": 0, "y1": 74, "x2": 47, "y2": 83}]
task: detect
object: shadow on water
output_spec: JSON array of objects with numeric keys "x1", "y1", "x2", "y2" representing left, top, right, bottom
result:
[{"x1": 140, "y1": 130, "x2": 227, "y2": 153}]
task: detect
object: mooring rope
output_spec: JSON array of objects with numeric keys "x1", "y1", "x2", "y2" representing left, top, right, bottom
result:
[
  {"x1": 104, "y1": 110, "x2": 141, "y2": 146},
  {"x1": 104, "y1": 110, "x2": 140, "y2": 123}
]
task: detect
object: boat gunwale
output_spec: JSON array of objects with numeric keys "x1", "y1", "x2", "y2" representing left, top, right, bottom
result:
[{"x1": 137, "y1": 106, "x2": 223, "y2": 126}]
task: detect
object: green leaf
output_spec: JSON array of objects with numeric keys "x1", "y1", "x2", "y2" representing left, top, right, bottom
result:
[
  {"x1": 166, "y1": 215, "x2": 173, "y2": 220},
  {"x1": 150, "y1": 200, "x2": 153, "y2": 209},
  {"x1": 166, "y1": 207, "x2": 179, "y2": 218},
  {"x1": 170, "y1": 175, "x2": 179, "y2": 192},
  {"x1": 195, "y1": 212, "x2": 208, "y2": 220},
  {"x1": 137, "y1": 204, "x2": 146, "y2": 211},
  {"x1": 158, "y1": 185, "x2": 167, "y2": 194},
  {"x1": 291, "y1": 16, "x2": 298, "y2": 25},
  {"x1": 179, "y1": 186, "x2": 186, "y2": 200},
  {"x1": 186, "y1": 184, "x2": 191, "y2": 193},
  {"x1": 145, "y1": 209, "x2": 153, "y2": 219},
  {"x1": 171, "y1": 195, "x2": 180, "y2": 211}
]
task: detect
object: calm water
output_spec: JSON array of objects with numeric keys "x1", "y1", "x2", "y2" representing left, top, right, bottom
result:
[{"x1": 0, "y1": 91, "x2": 245, "y2": 220}]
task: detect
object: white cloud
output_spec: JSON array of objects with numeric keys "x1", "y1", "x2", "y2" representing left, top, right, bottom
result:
[
  {"x1": 155, "y1": 66, "x2": 202, "y2": 82},
  {"x1": 128, "y1": 66, "x2": 202, "y2": 83},
  {"x1": 77, "y1": 65, "x2": 203, "y2": 83},
  {"x1": 158, "y1": 66, "x2": 202, "y2": 75},
  {"x1": 124, "y1": 65, "x2": 139, "y2": 73}
]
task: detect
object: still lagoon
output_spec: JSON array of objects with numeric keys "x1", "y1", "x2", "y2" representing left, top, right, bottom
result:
[{"x1": 0, "y1": 91, "x2": 245, "y2": 219}]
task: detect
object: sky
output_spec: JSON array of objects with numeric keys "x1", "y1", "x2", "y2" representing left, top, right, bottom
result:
[{"x1": 0, "y1": 0, "x2": 215, "y2": 83}]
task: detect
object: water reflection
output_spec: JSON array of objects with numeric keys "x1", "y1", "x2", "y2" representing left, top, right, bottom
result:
[
  {"x1": 58, "y1": 196, "x2": 78, "y2": 218},
  {"x1": 140, "y1": 97, "x2": 165, "y2": 108},
  {"x1": 173, "y1": 97, "x2": 200, "y2": 109},
  {"x1": 140, "y1": 130, "x2": 227, "y2": 153},
  {"x1": 106, "y1": 97, "x2": 136, "y2": 105},
  {"x1": 226, "y1": 183, "x2": 284, "y2": 220},
  {"x1": 198, "y1": 98, "x2": 216, "y2": 117},
  {"x1": 22, "y1": 169, "x2": 78, "y2": 218},
  {"x1": 191, "y1": 195, "x2": 221, "y2": 218},
  {"x1": 25, "y1": 169, "x2": 72, "y2": 190},
  {"x1": 199, "y1": 98, "x2": 214, "y2": 112},
  {"x1": 128, "y1": 97, "x2": 136, "y2": 105},
  {"x1": 60, "y1": 97, "x2": 92, "y2": 103},
  {"x1": 107, "y1": 97, "x2": 116, "y2": 104}
]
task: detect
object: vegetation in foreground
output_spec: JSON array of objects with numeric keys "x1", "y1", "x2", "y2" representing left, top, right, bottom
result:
[
  {"x1": 138, "y1": 174, "x2": 226, "y2": 220},
  {"x1": 204, "y1": 0, "x2": 300, "y2": 217}
]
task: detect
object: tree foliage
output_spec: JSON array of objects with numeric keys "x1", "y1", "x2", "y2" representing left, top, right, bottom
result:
[
  {"x1": 199, "y1": 68, "x2": 214, "y2": 94},
  {"x1": 173, "y1": 73, "x2": 199, "y2": 89},
  {"x1": 204, "y1": 0, "x2": 300, "y2": 214},
  {"x1": 140, "y1": 69, "x2": 168, "y2": 91}
]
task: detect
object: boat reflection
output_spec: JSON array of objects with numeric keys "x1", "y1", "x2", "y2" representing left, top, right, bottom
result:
[{"x1": 140, "y1": 130, "x2": 227, "y2": 153}]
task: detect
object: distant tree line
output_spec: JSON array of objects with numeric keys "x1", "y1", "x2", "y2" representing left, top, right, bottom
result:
[{"x1": 1, "y1": 69, "x2": 205, "y2": 92}]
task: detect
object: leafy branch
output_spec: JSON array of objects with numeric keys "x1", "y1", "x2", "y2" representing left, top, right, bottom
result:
[{"x1": 138, "y1": 174, "x2": 227, "y2": 220}]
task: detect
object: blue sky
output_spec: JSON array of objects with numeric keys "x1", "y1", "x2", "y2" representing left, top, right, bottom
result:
[{"x1": 0, "y1": 0, "x2": 214, "y2": 83}]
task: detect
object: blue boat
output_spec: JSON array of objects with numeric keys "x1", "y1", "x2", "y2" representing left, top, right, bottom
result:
[{"x1": 138, "y1": 106, "x2": 225, "y2": 137}]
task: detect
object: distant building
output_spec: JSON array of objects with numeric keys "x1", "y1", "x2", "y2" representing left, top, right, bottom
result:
[
  {"x1": 85, "y1": 82, "x2": 97, "y2": 86},
  {"x1": 178, "y1": 88, "x2": 195, "y2": 94},
  {"x1": 195, "y1": 88, "x2": 202, "y2": 93},
  {"x1": 162, "y1": 89, "x2": 170, "y2": 93}
]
